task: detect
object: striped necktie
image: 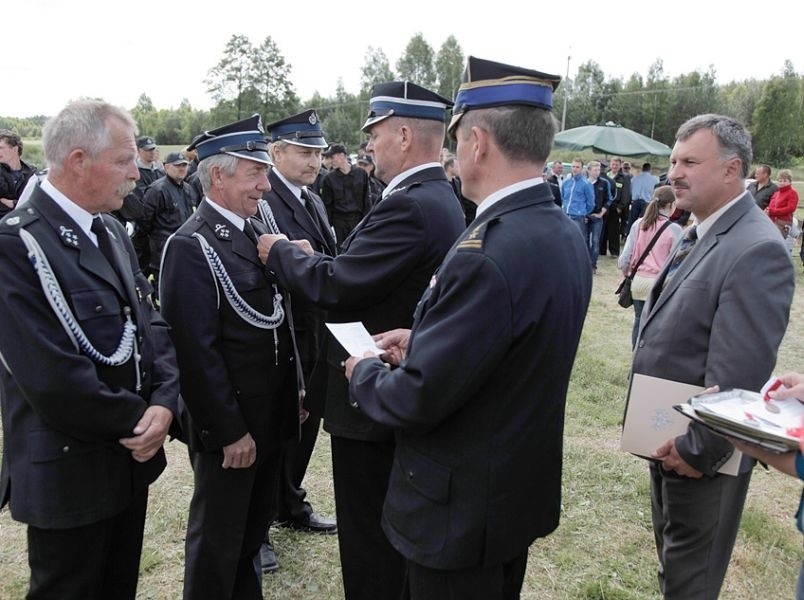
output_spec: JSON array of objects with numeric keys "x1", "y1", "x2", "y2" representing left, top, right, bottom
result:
[{"x1": 664, "y1": 225, "x2": 697, "y2": 283}]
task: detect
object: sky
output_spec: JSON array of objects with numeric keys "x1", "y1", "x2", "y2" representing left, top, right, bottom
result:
[{"x1": 5, "y1": 1, "x2": 802, "y2": 120}]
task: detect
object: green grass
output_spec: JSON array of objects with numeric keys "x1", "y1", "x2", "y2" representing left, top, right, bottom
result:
[{"x1": 2, "y1": 244, "x2": 804, "y2": 599}]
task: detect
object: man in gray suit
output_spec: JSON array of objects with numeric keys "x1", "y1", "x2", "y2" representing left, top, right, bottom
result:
[{"x1": 631, "y1": 114, "x2": 795, "y2": 600}]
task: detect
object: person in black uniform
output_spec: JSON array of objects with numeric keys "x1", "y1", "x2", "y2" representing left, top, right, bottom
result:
[
  {"x1": 320, "y1": 143, "x2": 370, "y2": 250},
  {"x1": 160, "y1": 115, "x2": 300, "y2": 600},
  {"x1": 257, "y1": 82, "x2": 466, "y2": 600},
  {"x1": 0, "y1": 129, "x2": 38, "y2": 215},
  {"x1": 0, "y1": 100, "x2": 179, "y2": 600},
  {"x1": 135, "y1": 151, "x2": 199, "y2": 298},
  {"x1": 344, "y1": 56, "x2": 592, "y2": 599},
  {"x1": 257, "y1": 109, "x2": 338, "y2": 573}
]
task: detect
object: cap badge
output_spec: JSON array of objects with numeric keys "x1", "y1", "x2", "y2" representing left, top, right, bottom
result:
[{"x1": 308, "y1": 112, "x2": 318, "y2": 125}]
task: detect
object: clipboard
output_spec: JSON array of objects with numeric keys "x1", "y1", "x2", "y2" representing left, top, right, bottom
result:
[{"x1": 621, "y1": 373, "x2": 741, "y2": 476}]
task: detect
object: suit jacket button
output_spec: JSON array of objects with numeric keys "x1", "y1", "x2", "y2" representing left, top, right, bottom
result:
[
  {"x1": 638, "y1": 340, "x2": 645, "y2": 348},
  {"x1": 408, "y1": 470, "x2": 414, "y2": 479},
  {"x1": 141, "y1": 370, "x2": 147, "y2": 379},
  {"x1": 62, "y1": 446, "x2": 70, "y2": 453},
  {"x1": 201, "y1": 429, "x2": 209, "y2": 437},
  {"x1": 94, "y1": 305, "x2": 103, "y2": 313}
]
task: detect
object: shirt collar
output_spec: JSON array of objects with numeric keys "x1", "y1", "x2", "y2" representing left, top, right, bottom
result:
[
  {"x1": 693, "y1": 191, "x2": 746, "y2": 240},
  {"x1": 40, "y1": 178, "x2": 95, "y2": 239},
  {"x1": 273, "y1": 169, "x2": 305, "y2": 205},
  {"x1": 206, "y1": 197, "x2": 247, "y2": 230},
  {"x1": 475, "y1": 177, "x2": 544, "y2": 218},
  {"x1": 382, "y1": 162, "x2": 441, "y2": 200}
]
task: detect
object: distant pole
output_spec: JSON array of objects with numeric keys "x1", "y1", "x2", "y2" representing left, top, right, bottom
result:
[{"x1": 561, "y1": 50, "x2": 571, "y2": 132}]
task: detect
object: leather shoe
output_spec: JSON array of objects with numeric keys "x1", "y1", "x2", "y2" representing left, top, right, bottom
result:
[
  {"x1": 282, "y1": 512, "x2": 337, "y2": 534},
  {"x1": 259, "y1": 541, "x2": 279, "y2": 574}
]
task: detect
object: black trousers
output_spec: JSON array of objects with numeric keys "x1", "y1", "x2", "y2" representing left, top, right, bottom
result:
[
  {"x1": 403, "y1": 550, "x2": 528, "y2": 600},
  {"x1": 27, "y1": 487, "x2": 148, "y2": 600},
  {"x1": 183, "y1": 446, "x2": 282, "y2": 600},
  {"x1": 331, "y1": 435, "x2": 405, "y2": 600},
  {"x1": 600, "y1": 207, "x2": 621, "y2": 256}
]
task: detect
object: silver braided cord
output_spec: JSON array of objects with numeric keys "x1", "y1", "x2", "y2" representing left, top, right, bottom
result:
[
  {"x1": 257, "y1": 199, "x2": 282, "y2": 235},
  {"x1": 19, "y1": 228, "x2": 141, "y2": 390},
  {"x1": 192, "y1": 232, "x2": 285, "y2": 329}
]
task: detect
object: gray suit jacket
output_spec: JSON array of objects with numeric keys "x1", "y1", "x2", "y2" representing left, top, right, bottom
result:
[{"x1": 632, "y1": 192, "x2": 794, "y2": 476}]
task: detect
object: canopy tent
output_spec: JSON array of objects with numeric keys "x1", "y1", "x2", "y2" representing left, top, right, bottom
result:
[{"x1": 553, "y1": 123, "x2": 672, "y2": 157}]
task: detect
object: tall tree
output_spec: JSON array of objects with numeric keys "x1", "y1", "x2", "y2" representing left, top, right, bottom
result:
[
  {"x1": 435, "y1": 36, "x2": 464, "y2": 100},
  {"x1": 752, "y1": 61, "x2": 804, "y2": 164},
  {"x1": 319, "y1": 81, "x2": 364, "y2": 151},
  {"x1": 205, "y1": 34, "x2": 254, "y2": 120},
  {"x1": 250, "y1": 36, "x2": 299, "y2": 123},
  {"x1": 396, "y1": 33, "x2": 436, "y2": 89},
  {"x1": 360, "y1": 47, "x2": 395, "y2": 97},
  {"x1": 131, "y1": 93, "x2": 159, "y2": 138}
]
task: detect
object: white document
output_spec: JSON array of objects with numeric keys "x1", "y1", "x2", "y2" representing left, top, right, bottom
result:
[
  {"x1": 326, "y1": 322, "x2": 385, "y2": 358},
  {"x1": 621, "y1": 373, "x2": 741, "y2": 476}
]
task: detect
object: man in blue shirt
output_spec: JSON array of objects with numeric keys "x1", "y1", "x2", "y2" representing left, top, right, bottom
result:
[
  {"x1": 561, "y1": 158, "x2": 595, "y2": 254},
  {"x1": 627, "y1": 162, "x2": 659, "y2": 230}
]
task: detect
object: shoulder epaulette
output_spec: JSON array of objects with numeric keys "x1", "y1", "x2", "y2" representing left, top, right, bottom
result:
[
  {"x1": 0, "y1": 206, "x2": 40, "y2": 232},
  {"x1": 457, "y1": 218, "x2": 498, "y2": 251}
]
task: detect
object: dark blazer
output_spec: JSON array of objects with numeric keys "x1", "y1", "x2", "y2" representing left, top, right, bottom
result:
[
  {"x1": 633, "y1": 192, "x2": 794, "y2": 475},
  {"x1": 0, "y1": 187, "x2": 179, "y2": 530},
  {"x1": 160, "y1": 200, "x2": 299, "y2": 453},
  {"x1": 266, "y1": 166, "x2": 466, "y2": 442},
  {"x1": 262, "y1": 171, "x2": 336, "y2": 371},
  {"x1": 349, "y1": 183, "x2": 592, "y2": 569}
]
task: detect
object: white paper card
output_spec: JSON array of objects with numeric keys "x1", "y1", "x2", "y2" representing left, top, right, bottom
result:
[
  {"x1": 326, "y1": 322, "x2": 385, "y2": 358},
  {"x1": 621, "y1": 373, "x2": 741, "y2": 476}
]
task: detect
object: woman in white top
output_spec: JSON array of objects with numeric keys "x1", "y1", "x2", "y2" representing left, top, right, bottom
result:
[{"x1": 618, "y1": 186, "x2": 683, "y2": 347}]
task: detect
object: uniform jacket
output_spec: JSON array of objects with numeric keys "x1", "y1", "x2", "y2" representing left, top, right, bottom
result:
[
  {"x1": 160, "y1": 200, "x2": 298, "y2": 454},
  {"x1": 349, "y1": 183, "x2": 592, "y2": 569},
  {"x1": 607, "y1": 170, "x2": 631, "y2": 210},
  {"x1": 321, "y1": 165, "x2": 370, "y2": 221},
  {"x1": 0, "y1": 187, "x2": 179, "y2": 529},
  {"x1": 632, "y1": 193, "x2": 794, "y2": 476},
  {"x1": 262, "y1": 169, "x2": 336, "y2": 371},
  {"x1": 136, "y1": 174, "x2": 199, "y2": 271},
  {"x1": 0, "y1": 159, "x2": 37, "y2": 215},
  {"x1": 266, "y1": 166, "x2": 466, "y2": 442}
]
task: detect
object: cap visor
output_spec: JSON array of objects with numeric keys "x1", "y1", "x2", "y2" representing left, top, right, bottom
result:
[{"x1": 361, "y1": 113, "x2": 392, "y2": 132}]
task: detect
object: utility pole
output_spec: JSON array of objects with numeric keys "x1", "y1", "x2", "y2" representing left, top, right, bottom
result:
[{"x1": 561, "y1": 50, "x2": 571, "y2": 132}]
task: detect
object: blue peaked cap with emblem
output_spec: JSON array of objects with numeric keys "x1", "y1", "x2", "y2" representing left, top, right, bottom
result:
[
  {"x1": 188, "y1": 114, "x2": 272, "y2": 165},
  {"x1": 361, "y1": 81, "x2": 453, "y2": 132},
  {"x1": 448, "y1": 56, "x2": 561, "y2": 137},
  {"x1": 266, "y1": 109, "x2": 327, "y2": 148}
]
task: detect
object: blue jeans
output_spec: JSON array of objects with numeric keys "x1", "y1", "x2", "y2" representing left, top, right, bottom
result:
[
  {"x1": 632, "y1": 299, "x2": 645, "y2": 348},
  {"x1": 628, "y1": 199, "x2": 648, "y2": 231},
  {"x1": 588, "y1": 216, "x2": 604, "y2": 268},
  {"x1": 798, "y1": 561, "x2": 804, "y2": 600},
  {"x1": 569, "y1": 215, "x2": 589, "y2": 251}
]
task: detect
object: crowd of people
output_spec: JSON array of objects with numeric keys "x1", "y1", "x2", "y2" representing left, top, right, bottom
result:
[{"x1": 0, "y1": 54, "x2": 802, "y2": 600}]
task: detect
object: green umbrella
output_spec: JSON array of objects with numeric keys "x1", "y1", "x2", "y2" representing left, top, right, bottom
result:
[{"x1": 553, "y1": 123, "x2": 672, "y2": 157}]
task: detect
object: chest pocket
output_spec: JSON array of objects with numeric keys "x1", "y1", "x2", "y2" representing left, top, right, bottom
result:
[{"x1": 71, "y1": 288, "x2": 122, "y2": 321}]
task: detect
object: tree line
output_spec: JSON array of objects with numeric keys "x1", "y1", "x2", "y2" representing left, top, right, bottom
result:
[{"x1": 2, "y1": 34, "x2": 802, "y2": 166}]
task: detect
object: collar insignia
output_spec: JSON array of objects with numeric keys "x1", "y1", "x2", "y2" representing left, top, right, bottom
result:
[
  {"x1": 214, "y1": 223, "x2": 231, "y2": 240},
  {"x1": 59, "y1": 225, "x2": 80, "y2": 247}
]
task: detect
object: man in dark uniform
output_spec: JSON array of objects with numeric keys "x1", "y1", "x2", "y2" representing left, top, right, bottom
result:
[
  {"x1": 0, "y1": 129, "x2": 38, "y2": 215},
  {"x1": 320, "y1": 143, "x2": 370, "y2": 251},
  {"x1": 135, "y1": 151, "x2": 199, "y2": 298},
  {"x1": 159, "y1": 115, "x2": 300, "y2": 600},
  {"x1": 257, "y1": 82, "x2": 466, "y2": 600},
  {"x1": 257, "y1": 109, "x2": 338, "y2": 572},
  {"x1": 0, "y1": 100, "x2": 179, "y2": 600},
  {"x1": 601, "y1": 156, "x2": 631, "y2": 256},
  {"x1": 344, "y1": 56, "x2": 592, "y2": 600}
]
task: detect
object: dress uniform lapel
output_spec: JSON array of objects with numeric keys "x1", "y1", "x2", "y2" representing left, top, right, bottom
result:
[
  {"x1": 272, "y1": 176, "x2": 334, "y2": 254},
  {"x1": 31, "y1": 190, "x2": 130, "y2": 301},
  {"x1": 197, "y1": 200, "x2": 262, "y2": 267}
]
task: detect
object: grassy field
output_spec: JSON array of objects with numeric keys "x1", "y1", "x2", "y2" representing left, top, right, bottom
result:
[{"x1": 1, "y1": 238, "x2": 804, "y2": 599}]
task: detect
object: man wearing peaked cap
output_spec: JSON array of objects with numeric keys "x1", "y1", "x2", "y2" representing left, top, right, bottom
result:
[
  {"x1": 257, "y1": 81, "x2": 466, "y2": 599},
  {"x1": 319, "y1": 140, "x2": 370, "y2": 251},
  {"x1": 344, "y1": 58, "x2": 591, "y2": 598},
  {"x1": 255, "y1": 110, "x2": 338, "y2": 572},
  {"x1": 160, "y1": 113, "x2": 301, "y2": 599}
]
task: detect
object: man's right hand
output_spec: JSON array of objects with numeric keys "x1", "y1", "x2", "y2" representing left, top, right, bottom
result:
[
  {"x1": 374, "y1": 328, "x2": 411, "y2": 366},
  {"x1": 222, "y1": 432, "x2": 256, "y2": 469}
]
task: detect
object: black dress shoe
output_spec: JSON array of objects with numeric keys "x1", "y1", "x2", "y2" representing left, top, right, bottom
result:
[
  {"x1": 282, "y1": 512, "x2": 337, "y2": 534},
  {"x1": 259, "y1": 541, "x2": 279, "y2": 573}
]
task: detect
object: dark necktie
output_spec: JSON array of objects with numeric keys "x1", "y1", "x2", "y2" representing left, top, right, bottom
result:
[
  {"x1": 300, "y1": 188, "x2": 317, "y2": 219},
  {"x1": 243, "y1": 220, "x2": 259, "y2": 246},
  {"x1": 664, "y1": 225, "x2": 698, "y2": 283},
  {"x1": 91, "y1": 216, "x2": 119, "y2": 272}
]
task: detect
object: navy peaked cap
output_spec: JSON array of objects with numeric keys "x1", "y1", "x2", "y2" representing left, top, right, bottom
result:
[
  {"x1": 361, "y1": 81, "x2": 453, "y2": 132},
  {"x1": 189, "y1": 114, "x2": 272, "y2": 165},
  {"x1": 266, "y1": 109, "x2": 327, "y2": 148},
  {"x1": 448, "y1": 56, "x2": 561, "y2": 136}
]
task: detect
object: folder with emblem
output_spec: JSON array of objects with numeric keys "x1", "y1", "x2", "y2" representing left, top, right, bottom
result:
[{"x1": 621, "y1": 373, "x2": 741, "y2": 476}]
